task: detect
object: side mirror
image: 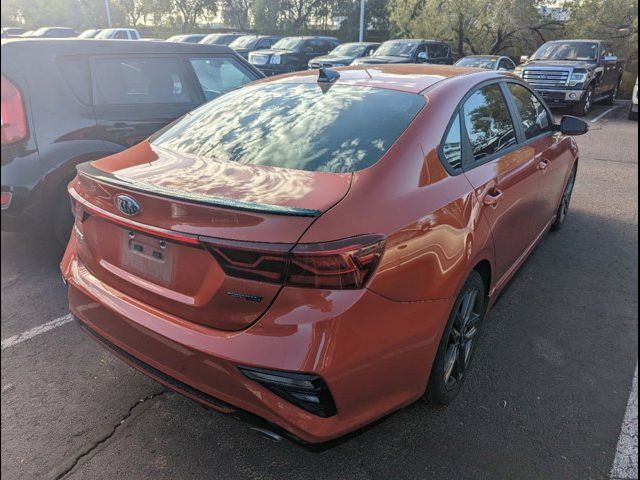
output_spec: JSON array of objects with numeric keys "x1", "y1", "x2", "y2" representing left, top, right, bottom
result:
[
  {"x1": 603, "y1": 55, "x2": 618, "y2": 64},
  {"x1": 520, "y1": 55, "x2": 529, "y2": 64},
  {"x1": 557, "y1": 116, "x2": 589, "y2": 136},
  {"x1": 417, "y1": 52, "x2": 428, "y2": 62}
]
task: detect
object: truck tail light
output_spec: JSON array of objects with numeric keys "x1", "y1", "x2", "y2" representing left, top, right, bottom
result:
[
  {"x1": 1, "y1": 75, "x2": 28, "y2": 146},
  {"x1": 202, "y1": 234, "x2": 386, "y2": 290}
]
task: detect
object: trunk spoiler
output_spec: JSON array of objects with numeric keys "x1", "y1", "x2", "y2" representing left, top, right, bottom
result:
[{"x1": 76, "y1": 162, "x2": 322, "y2": 218}]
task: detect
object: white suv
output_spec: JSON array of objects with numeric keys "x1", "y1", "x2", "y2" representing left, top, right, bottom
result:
[{"x1": 94, "y1": 28, "x2": 141, "y2": 40}]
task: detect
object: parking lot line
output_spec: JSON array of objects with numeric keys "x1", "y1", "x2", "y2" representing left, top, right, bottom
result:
[
  {"x1": 610, "y1": 364, "x2": 638, "y2": 480},
  {"x1": 1, "y1": 313, "x2": 73, "y2": 351},
  {"x1": 591, "y1": 106, "x2": 620, "y2": 124}
]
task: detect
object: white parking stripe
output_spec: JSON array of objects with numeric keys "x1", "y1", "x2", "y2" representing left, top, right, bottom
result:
[
  {"x1": 611, "y1": 364, "x2": 638, "y2": 479},
  {"x1": 591, "y1": 106, "x2": 619, "y2": 123},
  {"x1": 1, "y1": 314, "x2": 73, "y2": 351}
]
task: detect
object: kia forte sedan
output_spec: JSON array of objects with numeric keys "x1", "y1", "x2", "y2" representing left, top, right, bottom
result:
[{"x1": 62, "y1": 65, "x2": 588, "y2": 443}]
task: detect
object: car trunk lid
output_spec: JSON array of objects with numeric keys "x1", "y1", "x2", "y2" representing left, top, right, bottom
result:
[{"x1": 70, "y1": 141, "x2": 352, "y2": 331}]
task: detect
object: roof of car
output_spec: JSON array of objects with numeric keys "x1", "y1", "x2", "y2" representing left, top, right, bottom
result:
[
  {"x1": 280, "y1": 36, "x2": 338, "y2": 40},
  {"x1": 384, "y1": 38, "x2": 445, "y2": 44},
  {"x1": 258, "y1": 64, "x2": 493, "y2": 94},
  {"x1": 0, "y1": 38, "x2": 234, "y2": 55},
  {"x1": 461, "y1": 55, "x2": 503, "y2": 59},
  {"x1": 546, "y1": 39, "x2": 603, "y2": 43}
]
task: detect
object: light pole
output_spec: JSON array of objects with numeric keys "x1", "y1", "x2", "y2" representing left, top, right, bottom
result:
[
  {"x1": 359, "y1": 0, "x2": 365, "y2": 42},
  {"x1": 104, "y1": 0, "x2": 112, "y2": 28}
]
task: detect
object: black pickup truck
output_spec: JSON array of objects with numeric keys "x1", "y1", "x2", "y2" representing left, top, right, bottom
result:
[{"x1": 515, "y1": 40, "x2": 625, "y2": 116}]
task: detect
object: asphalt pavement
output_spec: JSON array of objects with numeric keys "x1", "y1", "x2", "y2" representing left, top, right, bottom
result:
[{"x1": 1, "y1": 101, "x2": 638, "y2": 480}]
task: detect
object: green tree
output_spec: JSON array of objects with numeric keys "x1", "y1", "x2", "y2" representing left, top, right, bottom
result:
[
  {"x1": 172, "y1": 0, "x2": 218, "y2": 32},
  {"x1": 388, "y1": 0, "x2": 563, "y2": 57},
  {"x1": 220, "y1": 0, "x2": 252, "y2": 30}
]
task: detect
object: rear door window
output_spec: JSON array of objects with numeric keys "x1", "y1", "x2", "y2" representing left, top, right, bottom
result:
[
  {"x1": 462, "y1": 83, "x2": 518, "y2": 163},
  {"x1": 506, "y1": 83, "x2": 552, "y2": 140},
  {"x1": 189, "y1": 57, "x2": 256, "y2": 101},
  {"x1": 57, "y1": 56, "x2": 92, "y2": 105},
  {"x1": 93, "y1": 56, "x2": 192, "y2": 105},
  {"x1": 428, "y1": 43, "x2": 449, "y2": 59}
]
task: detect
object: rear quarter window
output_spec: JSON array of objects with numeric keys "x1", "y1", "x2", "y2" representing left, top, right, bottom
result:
[{"x1": 152, "y1": 83, "x2": 425, "y2": 173}]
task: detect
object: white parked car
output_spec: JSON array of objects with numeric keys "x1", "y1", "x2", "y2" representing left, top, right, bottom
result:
[
  {"x1": 454, "y1": 55, "x2": 516, "y2": 71},
  {"x1": 629, "y1": 77, "x2": 638, "y2": 120},
  {"x1": 94, "y1": 28, "x2": 140, "y2": 40}
]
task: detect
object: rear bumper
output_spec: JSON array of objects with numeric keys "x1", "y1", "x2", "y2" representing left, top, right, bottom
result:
[{"x1": 62, "y1": 238, "x2": 453, "y2": 443}]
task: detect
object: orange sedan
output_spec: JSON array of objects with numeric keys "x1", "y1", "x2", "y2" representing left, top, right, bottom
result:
[{"x1": 61, "y1": 65, "x2": 588, "y2": 443}]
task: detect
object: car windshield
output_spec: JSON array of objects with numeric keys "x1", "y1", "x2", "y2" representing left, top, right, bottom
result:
[
  {"x1": 79, "y1": 29, "x2": 99, "y2": 38},
  {"x1": 95, "y1": 29, "x2": 117, "y2": 39},
  {"x1": 230, "y1": 36, "x2": 257, "y2": 48},
  {"x1": 531, "y1": 42, "x2": 599, "y2": 62},
  {"x1": 152, "y1": 83, "x2": 425, "y2": 173},
  {"x1": 166, "y1": 35, "x2": 184, "y2": 42},
  {"x1": 202, "y1": 34, "x2": 223, "y2": 44},
  {"x1": 455, "y1": 57, "x2": 498, "y2": 69},
  {"x1": 330, "y1": 44, "x2": 367, "y2": 57},
  {"x1": 374, "y1": 41, "x2": 418, "y2": 58},
  {"x1": 272, "y1": 38, "x2": 303, "y2": 51},
  {"x1": 32, "y1": 28, "x2": 51, "y2": 35}
]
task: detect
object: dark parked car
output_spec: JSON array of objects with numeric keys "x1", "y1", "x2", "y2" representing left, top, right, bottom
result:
[
  {"x1": 308, "y1": 42, "x2": 380, "y2": 68},
  {"x1": 166, "y1": 34, "x2": 206, "y2": 44},
  {"x1": 515, "y1": 40, "x2": 625, "y2": 116},
  {"x1": 28, "y1": 27, "x2": 78, "y2": 38},
  {"x1": 229, "y1": 35, "x2": 281, "y2": 59},
  {"x1": 352, "y1": 39, "x2": 453, "y2": 66},
  {"x1": 1, "y1": 39, "x2": 263, "y2": 243},
  {"x1": 249, "y1": 36, "x2": 340, "y2": 75},
  {"x1": 200, "y1": 33, "x2": 245, "y2": 46}
]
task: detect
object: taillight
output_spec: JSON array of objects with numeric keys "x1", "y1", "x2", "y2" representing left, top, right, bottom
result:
[
  {"x1": 1, "y1": 191, "x2": 12, "y2": 210},
  {"x1": 203, "y1": 234, "x2": 386, "y2": 290},
  {"x1": 1, "y1": 75, "x2": 28, "y2": 146}
]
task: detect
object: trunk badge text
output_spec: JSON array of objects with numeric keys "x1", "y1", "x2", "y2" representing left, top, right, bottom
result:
[{"x1": 115, "y1": 195, "x2": 141, "y2": 216}]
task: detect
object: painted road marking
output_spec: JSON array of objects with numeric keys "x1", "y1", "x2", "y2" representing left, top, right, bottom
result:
[
  {"x1": 591, "y1": 106, "x2": 619, "y2": 123},
  {"x1": 1, "y1": 314, "x2": 73, "y2": 351},
  {"x1": 611, "y1": 364, "x2": 638, "y2": 479}
]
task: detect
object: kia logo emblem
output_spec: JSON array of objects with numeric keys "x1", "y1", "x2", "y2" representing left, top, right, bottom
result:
[{"x1": 115, "y1": 195, "x2": 141, "y2": 217}]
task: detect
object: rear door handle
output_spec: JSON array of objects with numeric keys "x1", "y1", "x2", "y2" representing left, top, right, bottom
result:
[
  {"x1": 537, "y1": 159, "x2": 550, "y2": 170},
  {"x1": 483, "y1": 188, "x2": 504, "y2": 207}
]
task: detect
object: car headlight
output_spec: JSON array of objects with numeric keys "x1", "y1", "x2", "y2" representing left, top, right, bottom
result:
[
  {"x1": 569, "y1": 72, "x2": 587, "y2": 86},
  {"x1": 269, "y1": 55, "x2": 281, "y2": 65},
  {"x1": 514, "y1": 67, "x2": 524, "y2": 78}
]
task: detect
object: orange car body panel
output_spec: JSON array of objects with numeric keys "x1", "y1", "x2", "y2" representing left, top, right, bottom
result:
[{"x1": 62, "y1": 65, "x2": 579, "y2": 442}]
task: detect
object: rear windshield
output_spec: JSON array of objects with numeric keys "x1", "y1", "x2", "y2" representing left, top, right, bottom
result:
[{"x1": 152, "y1": 83, "x2": 425, "y2": 173}]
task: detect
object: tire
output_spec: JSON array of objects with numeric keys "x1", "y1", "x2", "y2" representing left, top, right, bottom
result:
[
  {"x1": 551, "y1": 165, "x2": 577, "y2": 231},
  {"x1": 572, "y1": 85, "x2": 594, "y2": 116},
  {"x1": 629, "y1": 105, "x2": 638, "y2": 121},
  {"x1": 603, "y1": 80, "x2": 621, "y2": 106},
  {"x1": 53, "y1": 191, "x2": 75, "y2": 247},
  {"x1": 425, "y1": 270, "x2": 486, "y2": 405}
]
